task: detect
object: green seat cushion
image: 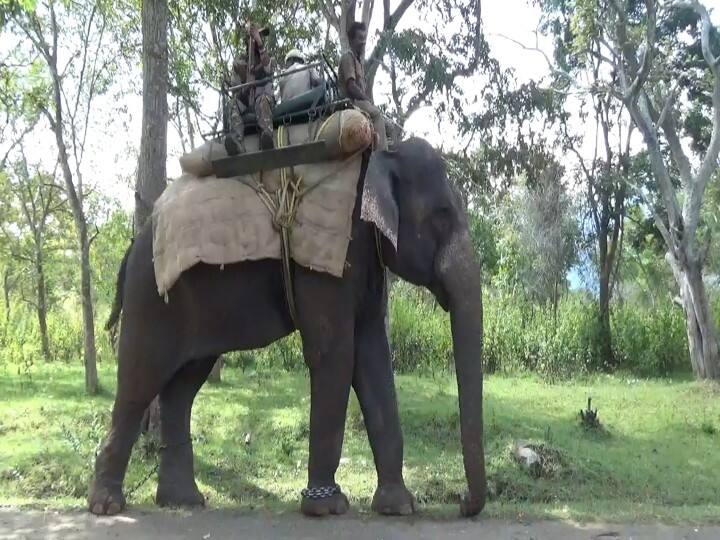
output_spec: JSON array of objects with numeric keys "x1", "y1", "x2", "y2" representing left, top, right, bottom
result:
[{"x1": 241, "y1": 85, "x2": 327, "y2": 127}]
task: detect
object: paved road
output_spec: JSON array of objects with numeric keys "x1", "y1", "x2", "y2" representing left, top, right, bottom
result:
[{"x1": 1, "y1": 509, "x2": 717, "y2": 540}]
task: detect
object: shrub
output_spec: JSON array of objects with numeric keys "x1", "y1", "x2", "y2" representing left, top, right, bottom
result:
[
  {"x1": 389, "y1": 282, "x2": 452, "y2": 373},
  {"x1": 612, "y1": 300, "x2": 687, "y2": 376}
]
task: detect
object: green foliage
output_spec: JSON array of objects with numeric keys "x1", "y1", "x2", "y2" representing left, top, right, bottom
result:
[
  {"x1": 389, "y1": 281, "x2": 453, "y2": 373},
  {"x1": 484, "y1": 292, "x2": 604, "y2": 377},
  {"x1": 612, "y1": 300, "x2": 688, "y2": 376}
]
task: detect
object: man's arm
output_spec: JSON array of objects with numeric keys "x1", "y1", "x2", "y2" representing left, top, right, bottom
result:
[
  {"x1": 346, "y1": 78, "x2": 368, "y2": 101},
  {"x1": 253, "y1": 57, "x2": 272, "y2": 79},
  {"x1": 248, "y1": 25, "x2": 272, "y2": 73}
]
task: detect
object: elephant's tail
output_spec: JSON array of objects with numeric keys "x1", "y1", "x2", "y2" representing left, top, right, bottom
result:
[{"x1": 106, "y1": 240, "x2": 133, "y2": 342}]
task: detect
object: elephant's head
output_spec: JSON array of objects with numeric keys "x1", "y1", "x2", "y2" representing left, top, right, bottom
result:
[{"x1": 361, "y1": 137, "x2": 487, "y2": 517}]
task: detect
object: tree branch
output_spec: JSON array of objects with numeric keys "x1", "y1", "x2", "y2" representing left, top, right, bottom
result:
[
  {"x1": 321, "y1": 0, "x2": 340, "y2": 31},
  {"x1": 361, "y1": 0, "x2": 374, "y2": 26},
  {"x1": 365, "y1": 0, "x2": 415, "y2": 91},
  {"x1": 625, "y1": 0, "x2": 656, "y2": 103}
]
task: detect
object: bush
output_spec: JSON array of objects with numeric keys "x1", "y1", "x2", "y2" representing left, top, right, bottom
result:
[
  {"x1": 0, "y1": 271, "x2": 700, "y2": 380},
  {"x1": 390, "y1": 284, "x2": 692, "y2": 379},
  {"x1": 612, "y1": 300, "x2": 687, "y2": 376},
  {"x1": 389, "y1": 282, "x2": 452, "y2": 373},
  {"x1": 483, "y1": 293, "x2": 604, "y2": 378}
]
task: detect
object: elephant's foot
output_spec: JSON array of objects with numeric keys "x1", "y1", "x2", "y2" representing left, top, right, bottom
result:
[
  {"x1": 459, "y1": 492, "x2": 485, "y2": 517},
  {"x1": 88, "y1": 481, "x2": 126, "y2": 515},
  {"x1": 371, "y1": 483, "x2": 415, "y2": 515},
  {"x1": 156, "y1": 480, "x2": 205, "y2": 508},
  {"x1": 300, "y1": 490, "x2": 350, "y2": 517}
]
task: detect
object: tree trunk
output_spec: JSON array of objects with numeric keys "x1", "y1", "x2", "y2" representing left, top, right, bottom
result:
[
  {"x1": 44, "y1": 4, "x2": 100, "y2": 394},
  {"x1": 79, "y1": 224, "x2": 99, "y2": 393},
  {"x1": 672, "y1": 255, "x2": 720, "y2": 379},
  {"x1": 137, "y1": 0, "x2": 169, "y2": 433},
  {"x1": 4, "y1": 268, "x2": 11, "y2": 322},
  {"x1": 135, "y1": 0, "x2": 168, "y2": 234},
  {"x1": 598, "y1": 262, "x2": 613, "y2": 369},
  {"x1": 208, "y1": 356, "x2": 223, "y2": 384},
  {"x1": 35, "y1": 253, "x2": 51, "y2": 362},
  {"x1": 51, "y1": 98, "x2": 99, "y2": 395},
  {"x1": 184, "y1": 101, "x2": 195, "y2": 150}
]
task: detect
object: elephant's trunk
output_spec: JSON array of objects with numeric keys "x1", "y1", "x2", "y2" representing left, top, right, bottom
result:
[{"x1": 437, "y1": 230, "x2": 487, "y2": 517}]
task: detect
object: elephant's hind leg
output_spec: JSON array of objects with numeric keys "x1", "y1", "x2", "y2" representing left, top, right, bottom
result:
[
  {"x1": 89, "y1": 336, "x2": 179, "y2": 515},
  {"x1": 89, "y1": 388, "x2": 162, "y2": 515},
  {"x1": 89, "y1": 400, "x2": 147, "y2": 515},
  {"x1": 156, "y1": 356, "x2": 216, "y2": 508}
]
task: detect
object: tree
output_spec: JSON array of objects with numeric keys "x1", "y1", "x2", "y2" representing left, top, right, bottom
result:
[
  {"x1": 548, "y1": 32, "x2": 632, "y2": 366},
  {"x1": 320, "y1": 0, "x2": 486, "y2": 127},
  {"x1": 136, "y1": 0, "x2": 169, "y2": 432},
  {"x1": 562, "y1": 0, "x2": 720, "y2": 378},
  {"x1": 2, "y1": 0, "x2": 117, "y2": 392},
  {"x1": 135, "y1": 0, "x2": 168, "y2": 232},
  {"x1": 516, "y1": 164, "x2": 578, "y2": 319},
  {"x1": 0, "y1": 156, "x2": 65, "y2": 361}
]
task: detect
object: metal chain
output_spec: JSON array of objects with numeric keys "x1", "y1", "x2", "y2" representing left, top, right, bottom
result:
[
  {"x1": 124, "y1": 440, "x2": 192, "y2": 499},
  {"x1": 125, "y1": 461, "x2": 158, "y2": 499},
  {"x1": 301, "y1": 484, "x2": 341, "y2": 500}
]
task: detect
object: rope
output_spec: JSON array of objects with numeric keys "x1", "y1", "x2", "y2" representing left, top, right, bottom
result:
[
  {"x1": 238, "y1": 112, "x2": 367, "y2": 327},
  {"x1": 276, "y1": 125, "x2": 300, "y2": 326}
]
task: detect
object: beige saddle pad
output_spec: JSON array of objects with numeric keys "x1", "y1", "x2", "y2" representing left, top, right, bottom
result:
[{"x1": 152, "y1": 154, "x2": 363, "y2": 297}]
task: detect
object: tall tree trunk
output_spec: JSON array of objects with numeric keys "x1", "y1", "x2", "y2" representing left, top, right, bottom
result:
[
  {"x1": 52, "y1": 99, "x2": 99, "y2": 395},
  {"x1": 80, "y1": 224, "x2": 99, "y2": 393},
  {"x1": 35, "y1": 252, "x2": 51, "y2": 362},
  {"x1": 3, "y1": 269, "x2": 11, "y2": 322},
  {"x1": 671, "y1": 254, "x2": 720, "y2": 379},
  {"x1": 137, "y1": 0, "x2": 169, "y2": 433},
  {"x1": 44, "y1": 4, "x2": 99, "y2": 394},
  {"x1": 135, "y1": 0, "x2": 168, "y2": 233},
  {"x1": 598, "y1": 266, "x2": 612, "y2": 368}
]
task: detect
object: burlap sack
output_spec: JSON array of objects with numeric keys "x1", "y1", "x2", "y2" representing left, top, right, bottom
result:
[{"x1": 152, "y1": 155, "x2": 364, "y2": 297}]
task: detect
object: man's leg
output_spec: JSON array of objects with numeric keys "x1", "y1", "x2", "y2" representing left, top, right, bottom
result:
[
  {"x1": 225, "y1": 97, "x2": 245, "y2": 156},
  {"x1": 255, "y1": 94, "x2": 275, "y2": 150},
  {"x1": 354, "y1": 100, "x2": 388, "y2": 151}
]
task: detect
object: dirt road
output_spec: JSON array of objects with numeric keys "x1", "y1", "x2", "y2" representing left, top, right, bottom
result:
[{"x1": 1, "y1": 509, "x2": 717, "y2": 539}]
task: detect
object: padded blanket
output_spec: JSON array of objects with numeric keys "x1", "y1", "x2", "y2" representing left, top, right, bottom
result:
[{"x1": 152, "y1": 152, "x2": 363, "y2": 297}]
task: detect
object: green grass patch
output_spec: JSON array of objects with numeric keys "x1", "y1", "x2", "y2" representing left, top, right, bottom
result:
[{"x1": 0, "y1": 363, "x2": 718, "y2": 523}]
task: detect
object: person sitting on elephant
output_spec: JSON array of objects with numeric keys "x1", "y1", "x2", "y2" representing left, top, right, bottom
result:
[
  {"x1": 338, "y1": 22, "x2": 388, "y2": 151},
  {"x1": 225, "y1": 23, "x2": 275, "y2": 155},
  {"x1": 279, "y1": 49, "x2": 322, "y2": 103}
]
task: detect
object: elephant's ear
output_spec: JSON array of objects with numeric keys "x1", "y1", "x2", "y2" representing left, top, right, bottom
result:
[{"x1": 360, "y1": 151, "x2": 398, "y2": 250}]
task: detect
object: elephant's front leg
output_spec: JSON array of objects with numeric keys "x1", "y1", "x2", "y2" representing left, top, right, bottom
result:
[
  {"x1": 296, "y1": 275, "x2": 355, "y2": 516},
  {"x1": 353, "y1": 307, "x2": 415, "y2": 515}
]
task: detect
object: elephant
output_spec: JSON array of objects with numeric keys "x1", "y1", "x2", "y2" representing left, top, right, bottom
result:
[{"x1": 87, "y1": 137, "x2": 487, "y2": 518}]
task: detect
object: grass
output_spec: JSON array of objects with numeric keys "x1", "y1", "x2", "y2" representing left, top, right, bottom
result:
[{"x1": 0, "y1": 362, "x2": 719, "y2": 523}]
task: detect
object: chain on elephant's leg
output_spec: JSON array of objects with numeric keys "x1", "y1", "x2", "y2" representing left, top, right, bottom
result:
[{"x1": 298, "y1": 329, "x2": 355, "y2": 516}]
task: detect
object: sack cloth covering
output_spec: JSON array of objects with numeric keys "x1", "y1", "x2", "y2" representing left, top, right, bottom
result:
[{"x1": 152, "y1": 110, "x2": 372, "y2": 297}]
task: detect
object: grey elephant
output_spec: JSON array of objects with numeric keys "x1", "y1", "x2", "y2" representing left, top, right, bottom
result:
[{"x1": 88, "y1": 138, "x2": 487, "y2": 518}]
